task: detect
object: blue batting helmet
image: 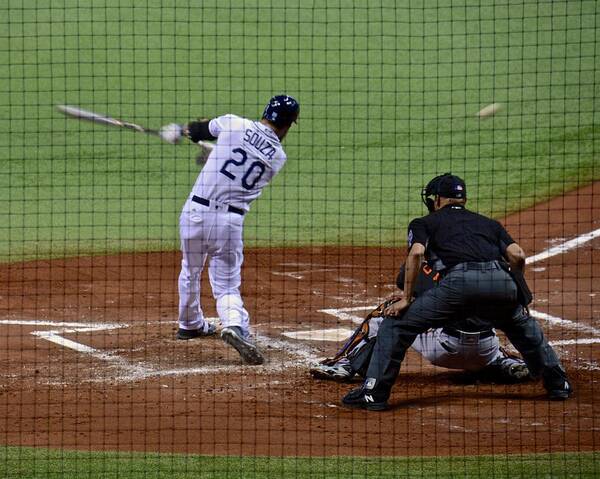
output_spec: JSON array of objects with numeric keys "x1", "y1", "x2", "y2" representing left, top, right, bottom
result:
[{"x1": 262, "y1": 95, "x2": 299, "y2": 126}]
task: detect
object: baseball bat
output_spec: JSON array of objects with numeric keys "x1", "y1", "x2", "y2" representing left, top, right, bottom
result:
[
  {"x1": 56, "y1": 104, "x2": 161, "y2": 136},
  {"x1": 56, "y1": 105, "x2": 216, "y2": 159}
]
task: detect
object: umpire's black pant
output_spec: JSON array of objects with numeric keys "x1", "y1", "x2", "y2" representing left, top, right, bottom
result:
[{"x1": 365, "y1": 261, "x2": 563, "y2": 398}]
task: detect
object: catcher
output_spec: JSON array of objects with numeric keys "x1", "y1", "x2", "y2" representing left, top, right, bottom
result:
[{"x1": 310, "y1": 259, "x2": 530, "y2": 384}]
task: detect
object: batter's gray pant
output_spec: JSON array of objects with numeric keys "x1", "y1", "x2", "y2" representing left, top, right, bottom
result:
[{"x1": 364, "y1": 262, "x2": 563, "y2": 398}]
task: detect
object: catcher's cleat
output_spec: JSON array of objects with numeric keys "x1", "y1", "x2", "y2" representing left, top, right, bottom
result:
[
  {"x1": 341, "y1": 387, "x2": 389, "y2": 411},
  {"x1": 485, "y1": 355, "x2": 530, "y2": 382},
  {"x1": 310, "y1": 360, "x2": 355, "y2": 382},
  {"x1": 176, "y1": 322, "x2": 217, "y2": 340},
  {"x1": 221, "y1": 326, "x2": 264, "y2": 365},
  {"x1": 506, "y1": 362, "x2": 530, "y2": 380}
]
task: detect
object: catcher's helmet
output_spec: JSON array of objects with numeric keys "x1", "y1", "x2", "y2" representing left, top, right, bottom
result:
[
  {"x1": 421, "y1": 173, "x2": 467, "y2": 212},
  {"x1": 262, "y1": 95, "x2": 299, "y2": 127}
]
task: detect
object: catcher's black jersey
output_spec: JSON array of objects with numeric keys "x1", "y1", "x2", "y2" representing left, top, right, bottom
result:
[
  {"x1": 396, "y1": 262, "x2": 438, "y2": 296},
  {"x1": 407, "y1": 205, "x2": 514, "y2": 268}
]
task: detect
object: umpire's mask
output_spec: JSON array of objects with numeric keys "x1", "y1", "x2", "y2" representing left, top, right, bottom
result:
[{"x1": 421, "y1": 173, "x2": 450, "y2": 212}]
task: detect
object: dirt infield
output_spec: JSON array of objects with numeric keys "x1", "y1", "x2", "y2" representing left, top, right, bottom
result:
[{"x1": 0, "y1": 183, "x2": 598, "y2": 457}]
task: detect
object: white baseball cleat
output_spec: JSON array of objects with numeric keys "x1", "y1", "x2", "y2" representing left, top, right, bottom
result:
[
  {"x1": 221, "y1": 326, "x2": 264, "y2": 365},
  {"x1": 310, "y1": 360, "x2": 355, "y2": 382}
]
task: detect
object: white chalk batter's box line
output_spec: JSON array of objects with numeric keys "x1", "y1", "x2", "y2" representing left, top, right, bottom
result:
[
  {"x1": 0, "y1": 318, "x2": 322, "y2": 383},
  {"x1": 1, "y1": 227, "x2": 598, "y2": 383},
  {"x1": 2, "y1": 307, "x2": 596, "y2": 386}
]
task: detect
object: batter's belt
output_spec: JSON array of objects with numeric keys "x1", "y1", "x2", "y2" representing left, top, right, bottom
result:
[{"x1": 192, "y1": 195, "x2": 245, "y2": 216}]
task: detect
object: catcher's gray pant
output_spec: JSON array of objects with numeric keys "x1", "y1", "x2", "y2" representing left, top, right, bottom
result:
[
  {"x1": 348, "y1": 319, "x2": 502, "y2": 375},
  {"x1": 364, "y1": 262, "x2": 562, "y2": 398},
  {"x1": 413, "y1": 328, "x2": 501, "y2": 371},
  {"x1": 178, "y1": 199, "x2": 250, "y2": 333}
]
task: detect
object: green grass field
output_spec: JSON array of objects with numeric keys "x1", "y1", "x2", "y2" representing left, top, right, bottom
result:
[
  {"x1": 1, "y1": 0, "x2": 598, "y2": 262},
  {"x1": 0, "y1": 447, "x2": 598, "y2": 479}
]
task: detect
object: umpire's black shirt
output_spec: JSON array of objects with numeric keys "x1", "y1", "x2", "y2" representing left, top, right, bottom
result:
[{"x1": 407, "y1": 204, "x2": 515, "y2": 268}]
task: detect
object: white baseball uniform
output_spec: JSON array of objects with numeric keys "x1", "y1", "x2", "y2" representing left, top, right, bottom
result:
[
  {"x1": 366, "y1": 316, "x2": 504, "y2": 371},
  {"x1": 178, "y1": 114, "x2": 287, "y2": 334},
  {"x1": 411, "y1": 328, "x2": 501, "y2": 371}
]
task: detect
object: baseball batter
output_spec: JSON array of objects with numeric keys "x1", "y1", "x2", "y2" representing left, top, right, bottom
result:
[{"x1": 159, "y1": 95, "x2": 300, "y2": 364}]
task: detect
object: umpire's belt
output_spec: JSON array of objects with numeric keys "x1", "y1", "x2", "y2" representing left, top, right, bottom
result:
[
  {"x1": 441, "y1": 327, "x2": 494, "y2": 341},
  {"x1": 192, "y1": 195, "x2": 245, "y2": 216},
  {"x1": 447, "y1": 260, "x2": 501, "y2": 273}
]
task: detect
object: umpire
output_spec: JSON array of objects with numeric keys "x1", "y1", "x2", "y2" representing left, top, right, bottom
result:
[{"x1": 342, "y1": 173, "x2": 572, "y2": 411}]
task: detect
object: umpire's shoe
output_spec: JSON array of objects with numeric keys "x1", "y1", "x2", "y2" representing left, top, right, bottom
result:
[
  {"x1": 221, "y1": 326, "x2": 264, "y2": 365},
  {"x1": 342, "y1": 387, "x2": 389, "y2": 411},
  {"x1": 546, "y1": 380, "x2": 573, "y2": 401},
  {"x1": 543, "y1": 365, "x2": 573, "y2": 401},
  {"x1": 176, "y1": 322, "x2": 217, "y2": 340}
]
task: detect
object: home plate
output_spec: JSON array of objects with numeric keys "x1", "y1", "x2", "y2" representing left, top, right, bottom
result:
[{"x1": 283, "y1": 328, "x2": 354, "y2": 342}]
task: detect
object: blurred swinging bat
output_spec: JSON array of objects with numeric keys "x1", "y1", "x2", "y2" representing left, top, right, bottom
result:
[
  {"x1": 56, "y1": 105, "x2": 215, "y2": 163},
  {"x1": 57, "y1": 104, "x2": 161, "y2": 136}
]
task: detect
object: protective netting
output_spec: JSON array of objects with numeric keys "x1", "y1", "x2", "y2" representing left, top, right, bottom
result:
[{"x1": 1, "y1": 1, "x2": 598, "y2": 477}]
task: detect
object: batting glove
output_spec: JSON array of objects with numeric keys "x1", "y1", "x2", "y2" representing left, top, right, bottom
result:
[{"x1": 159, "y1": 123, "x2": 184, "y2": 144}]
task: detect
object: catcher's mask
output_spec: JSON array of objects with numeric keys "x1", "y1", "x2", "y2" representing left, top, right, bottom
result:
[{"x1": 421, "y1": 173, "x2": 467, "y2": 212}]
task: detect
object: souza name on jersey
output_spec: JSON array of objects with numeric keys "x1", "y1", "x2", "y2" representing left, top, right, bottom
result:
[{"x1": 243, "y1": 128, "x2": 276, "y2": 160}]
